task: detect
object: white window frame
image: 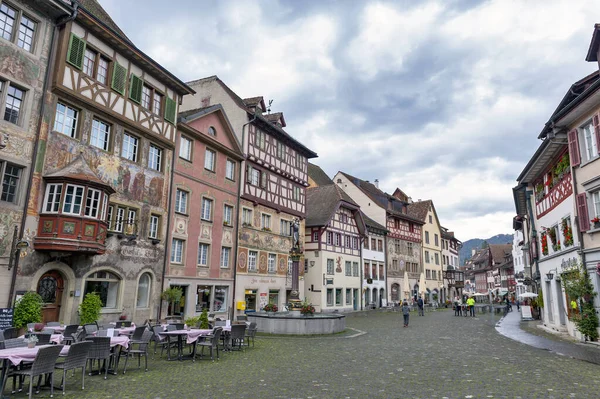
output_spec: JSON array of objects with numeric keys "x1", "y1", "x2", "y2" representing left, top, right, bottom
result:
[
  {"x1": 220, "y1": 247, "x2": 230, "y2": 268},
  {"x1": 226, "y1": 159, "x2": 235, "y2": 180},
  {"x1": 175, "y1": 189, "x2": 188, "y2": 214},
  {"x1": 327, "y1": 259, "x2": 334, "y2": 275},
  {"x1": 204, "y1": 148, "x2": 216, "y2": 171},
  {"x1": 198, "y1": 243, "x2": 209, "y2": 266},
  {"x1": 43, "y1": 183, "x2": 62, "y2": 213},
  {"x1": 280, "y1": 219, "x2": 291, "y2": 236},
  {"x1": 268, "y1": 253, "x2": 276, "y2": 273},
  {"x1": 122, "y1": 133, "x2": 139, "y2": 162},
  {"x1": 179, "y1": 136, "x2": 192, "y2": 161},
  {"x1": 171, "y1": 238, "x2": 184, "y2": 264},
  {"x1": 248, "y1": 250, "x2": 257, "y2": 272},
  {"x1": 62, "y1": 184, "x2": 84, "y2": 215},
  {"x1": 201, "y1": 197, "x2": 213, "y2": 221},
  {"x1": 136, "y1": 272, "x2": 152, "y2": 308},
  {"x1": 84, "y1": 187, "x2": 102, "y2": 218},
  {"x1": 53, "y1": 102, "x2": 78, "y2": 138},
  {"x1": 242, "y1": 208, "x2": 253, "y2": 225},
  {"x1": 223, "y1": 204, "x2": 233, "y2": 225},
  {"x1": 149, "y1": 214, "x2": 159, "y2": 239},
  {"x1": 583, "y1": 122, "x2": 597, "y2": 162},
  {"x1": 261, "y1": 213, "x2": 271, "y2": 230},
  {"x1": 148, "y1": 144, "x2": 162, "y2": 171}
]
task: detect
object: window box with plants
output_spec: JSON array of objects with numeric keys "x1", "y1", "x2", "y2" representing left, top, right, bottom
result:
[
  {"x1": 554, "y1": 153, "x2": 570, "y2": 181},
  {"x1": 562, "y1": 219, "x2": 574, "y2": 247},
  {"x1": 541, "y1": 233, "x2": 548, "y2": 256},
  {"x1": 262, "y1": 227, "x2": 271, "y2": 232},
  {"x1": 263, "y1": 303, "x2": 278, "y2": 313},
  {"x1": 592, "y1": 217, "x2": 600, "y2": 230},
  {"x1": 535, "y1": 183, "x2": 544, "y2": 202}
]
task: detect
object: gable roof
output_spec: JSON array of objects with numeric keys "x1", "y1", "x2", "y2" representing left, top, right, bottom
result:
[
  {"x1": 45, "y1": 154, "x2": 115, "y2": 193},
  {"x1": 360, "y1": 211, "x2": 387, "y2": 233},
  {"x1": 306, "y1": 185, "x2": 361, "y2": 229},
  {"x1": 264, "y1": 112, "x2": 286, "y2": 127},
  {"x1": 74, "y1": 1, "x2": 194, "y2": 96},
  {"x1": 185, "y1": 75, "x2": 317, "y2": 158},
  {"x1": 177, "y1": 104, "x2": 244, "y2": 160},
  {"x1": 308, "y1": 163, "x2": 334, "y2": 186},
  {"x1": 489, "y1": 244, "x2": 512, "y2": 264},
  {"x1": 339, "y1": 171, "x2": 423, "y2": 224},
  {"x1": 243, "y1": 97, "x2": 266, "y2": 111}
]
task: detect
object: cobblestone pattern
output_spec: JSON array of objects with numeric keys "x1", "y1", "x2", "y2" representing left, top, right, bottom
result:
[{"x1": 10, "y1": 310, "x2": 600, "y2": 399}]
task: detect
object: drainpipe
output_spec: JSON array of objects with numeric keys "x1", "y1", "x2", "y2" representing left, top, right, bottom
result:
[
  {"x1": 158, "y1": 127, "x2": 177, "y2": 320},
  {"x1": 230, "y1": 114, "x2": 257, "y2": 320},
  {"x1": 570, "y1": 170, "x2": 586, "y2": 266},
  {"x1": 7, "y1": 4, "x2": 78, "y2": 307}
]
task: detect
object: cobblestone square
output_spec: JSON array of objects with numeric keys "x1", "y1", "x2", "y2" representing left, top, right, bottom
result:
[{"x1": 8, "y1": 310, "x2": 599, "y2": 399}]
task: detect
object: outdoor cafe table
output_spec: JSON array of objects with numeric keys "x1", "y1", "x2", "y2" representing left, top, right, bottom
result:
[
  {"x1": 18, "y1": 334, "x2": 64, "y2": 345},
  {"x1": 0, "y1": 345, "x2": 69, "y2": 398},
  {"x1": 159, "y1": 329, "x2": 212, "y2": 361},
  {"x1": 114, "y1": 326, "x2": 136, "y2": 335}
]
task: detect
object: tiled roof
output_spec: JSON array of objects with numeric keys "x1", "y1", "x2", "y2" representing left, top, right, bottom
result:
[
  {"x1": 308, "y1": 163, "x2": 334, "y2": 187},
  {"x1": 76, "y1": 0, "x2": 130, "y2": 42},
  {"x1": 306, "y1": 185, "x2": 358, "y2": 227},
  {"x1": 489, "y1": 244, "x2": 512, "y2": 264},
  {"x1": 186, "y1": 76, "x2": 316, "y2": 157},
  {"x1": 360, "y1": 211, "x2": 387, "y2": 233},
  {"x1": 264, "y1": 112, "x2": 286, "y2": 127},
  {"x1": 339, "y1": 171, "x2": 423, "y2": 224},
  {"x1": 406, "y1": 200, "x2": 432, "y2": 222},
  {"x1": 243, "y1": 97, "x2": 264, "y2": 108}
]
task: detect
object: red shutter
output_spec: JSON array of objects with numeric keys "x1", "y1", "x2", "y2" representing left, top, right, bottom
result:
[
  {"x1": 594, "y1": 113, "x2": 600, "y2": 154},
  {"x1": 568, "y1": 129, "x2": 581, "y2": 167},
  {"x1": 576, "y1": 193, "x2": 590, "y2": 231}
]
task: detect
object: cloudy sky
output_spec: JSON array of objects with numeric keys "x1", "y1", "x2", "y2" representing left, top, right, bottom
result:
[{"x1": 100, "y1": 0, "x2": 598, "y2": 241}]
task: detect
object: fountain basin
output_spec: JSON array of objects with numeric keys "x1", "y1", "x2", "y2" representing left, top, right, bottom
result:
[{"x1": 248, "y1": 312, "x2": 346, "y2": 335}]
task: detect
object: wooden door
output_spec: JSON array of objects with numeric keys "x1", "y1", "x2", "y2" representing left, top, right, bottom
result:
[{"x1": 37, "y1": 271, "x2": 64, "y2": 323}]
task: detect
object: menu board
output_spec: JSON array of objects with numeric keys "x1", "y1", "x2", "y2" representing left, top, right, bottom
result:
[
  {"x1": 0, "y1": 308, "x2": 13, "y2": 330},
  {"x1": 521, "y1": 306, "x2": 533, "y2": 320}
]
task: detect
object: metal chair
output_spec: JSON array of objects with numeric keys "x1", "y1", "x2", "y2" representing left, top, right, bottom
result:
[
  {"x1": 1, "y1": 338, "x2": 27, "y2": 349},
  {"x1": 72, "y1": 329, "x2": 86, "y2": 344},
  {"x1": 169, "y1": 323, "x2": 184, "y2": 330},
  {"x1": 195, "y1": 327, "x2": 222, "y2": 361},
  {"x1": 121, "y1": 331, "x2": 153, "y2": 373},
  {"x1": 46, "y1": 322, "x2": 61, "y2": 327},
  {"x1": 214, "y1": 320, "x2": 226, "y2": 327},
  {"x1": 54, "y1": 341, "x2": 92, "y2": 395},
  {"x1": 61, "y1": 325, "x2": 80, "y2": 345},
  {"x1": 245, "y1": 322, "x2": 258, "y2": 348},
  {"x1": 9, "y1": 345, "x2": 64, "y2": 399},
  {"x1": 150, "y1": 325, "x2": 168, "y2": 358},
  {"x1": 86, "y1": 337, "x2": 113, "y2": 380},
  {"x1": 229, "y1": 324, "x2": 246, "y2": 351},
  {"x1": 130, "y1": 326, "x2": 147, "y2": 342},
  {"x1": 96, "y1": 329, "x2": 109, "y2": 337}
]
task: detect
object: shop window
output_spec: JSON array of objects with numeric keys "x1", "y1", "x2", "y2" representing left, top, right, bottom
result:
[
  {"x1": 84, "y1": 270, "x2": 120, "y2": 308},
  {"x1": 136, "y1": 272, "x2": 151, "y2": 308}
]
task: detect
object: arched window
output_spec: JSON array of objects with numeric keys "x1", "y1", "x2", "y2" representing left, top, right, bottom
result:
[
  {"x1": 372, "y1": 288, "x2": 378, "y2": 306},
  {"x1": 136, "y1": 272, "x2": 152, "y2": 308},
  {"x1": 84, "y1": 270, "x2": 121, "y2": 308},
  {"x1": 364, "y1": 289, "x2": 370, "y2": 305},
  {"x1": 208, "y1": 126, "x2": 216, "y2": 136},
  {"x1": 391, "y1": 284, "x2": 399, "y2": 301}
]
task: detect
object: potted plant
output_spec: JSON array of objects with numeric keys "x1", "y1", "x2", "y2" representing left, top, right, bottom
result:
[
  {"x1": 79, "y1": 292, "x2": 103, "y2": 325},
  {"x1": 540, "y1": 233, "x2": 549, "y2": 256},
  {"x1": 33, "y1": 323, "x2": 45, "y2": 332},
  {"x1": 184, "y1": 315, "x2": 201, "y2": 329},
  {"x1": 562, "y1": 219, "x2": 574, "y2": 247},
  {"x1": 592, "y1": 217, "x2": 600, "y2": 229},
  {"x1": 13, "y1": 292, "x2": 43, "y2": 332},
  {"x1": 263, "y1": 303, "x2": 278, "y2": 313},
  {"x1": 535, "y1": 183, "x2": 544, "y2": 202},
  {"x1": 161, "y1": 287, "x2": 183, "y2": 316},
  {"x1": 119, "y1": 314, "x2": 127, "y2": 321},
  {"x1": 24, "y1": 334, "x2": 38, "y2": 348}
]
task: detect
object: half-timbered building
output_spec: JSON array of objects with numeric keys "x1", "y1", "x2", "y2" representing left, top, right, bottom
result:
[
  {"x1": 164, "y1": 105, "x2": 244, "y2": 319},
  {"x1": 13, "y1": 0, "x2": 193, "y2": 324},
  {"x1": 0, "y1": 0, "x2": 72, "y2": 307},
  {"x1": 304, "y1": 185, "x2": 365, "y2": 312},
  {"x1": 361, "y1": 212, "x2": 387, "y2": 308},
  {"x1": 181, "y1": 76, "x2": 317, "y2": 314},
  {"x1": 333, "y1": 172, "x2": 423, "y2": 305}
]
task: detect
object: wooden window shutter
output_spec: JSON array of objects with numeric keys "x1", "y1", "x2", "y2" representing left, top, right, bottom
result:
[
  {"x1": 594, "y1": 114, "x2": 600, "y2": 154},
  {"x1": 129, "y1": 74, "x2": 143, "y2": 104},
  {"x1": 111, "y1": 63, "x2": 127, "y2": 95},
  {"x1": 261, "y1": 171, "x2": 267, "y2": 188},
  {"x1": 246, "y1": 165, "x2": 252, "y2": 183},
  {"x1": 66, "y1": 33, "x2": 86, "y2": 70},
  {"x1": 164, "y1": 97, "x2": 176, "y2": 124},
  {"x1": 576, "y1": 193, "x2": 590, "y2": 231},
  {"x1": 567, "y1": 129, "x2": 581, "y2": 167}
]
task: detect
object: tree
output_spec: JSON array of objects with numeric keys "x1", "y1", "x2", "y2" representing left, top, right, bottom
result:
[
  {"x1": 562, "y1": 265, "x2": 598, "y2": 341},
  {"x1": 13, "y1": 292, "x2": 43, "y2": 329},
  {"x1": 481, "y1": 240, "x2": 489, "y2": 249},
  {"x1": 79, "y1": 293, "x2": 103, "y2": 324},
  {"x1": 161, "y1": 287, "x2": 183, "y2": 315}
]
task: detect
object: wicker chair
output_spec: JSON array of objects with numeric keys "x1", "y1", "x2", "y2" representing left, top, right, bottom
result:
[
  {"x1": 130, "y1": 326, "x2": 147, "y2": 342},
  {"x1": 150, "y1": 325, "x2": 168, "y2": 358},
  {"x1": 1, "y1": 338, "x2": 27, "y2": 349},
  {"x1": 195, "y1": 327, "x2": 222, "y2": 361},
  {"x1": 120, "y1": 331, "x2": 153, "y2": 373},
  {"x1": 114, "y1": 321, "x2": 124, "y2": 328},
  {"x1": 214, "y1": 320, "x2": 226, "y2": 327},
  {"x1": 236, "y1": 315, "x2": 248, "y2": 322},
  {"x1": 61, "y1": 325, "x2": 80, "y2": 345},
  {"x1": 230, "y1": 324, "x2": 246, "y2": 351},
  {"x1": 31, "y1": 333, "x2": 51, "y2": 346},
  {"x1": 2, "y1": 327, "x2": 18, "y2": 340},
  {"x1": 46, "y1": 322, "x2": 61, "y2": 327},
  {"x1": 169, "y1": 323, "x2": 184, "y2": 330},
  {"x1": 10, "y1": 345, "x2": 64, "y2": 399},
  {"x1": 122, "y1": 321, "x2": 132, "y2": 327},
  {"x1": 83, "y1": 324, "x2": 98, "y2": 338},
  {"x1": 55, "y1": 341, "x2": 92, "y2": 395},
  {"x1": 245, "y1": 322, "x2": 258, "y2": 348},
  {"x1": 86, "y1": 337, "x2": 113, "y2": 380},
  {"x1": 72, "y1": 329, "x2": 86, "y2": 344}
]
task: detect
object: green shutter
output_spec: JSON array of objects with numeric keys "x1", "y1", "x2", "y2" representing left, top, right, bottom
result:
[
  {"x1": 129, "y1": 74, "x2": 143, "y2": 103},
  {"x1": 66, "y1": 33, "x2": 86, "y2": 70},
  {"x1": 164, "y1": 97, "x2": 176, "y2": 124},
  {"x1": 111, "y1": 62, "x2": 127, "y2": 95}
]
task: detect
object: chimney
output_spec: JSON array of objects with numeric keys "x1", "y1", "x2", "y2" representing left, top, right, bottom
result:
[
  {"x1": 374, "y1": 179, "x2": 379, "y2": 188},
  {"x1": 471, "y1": 249, "x2": 476, "y2": 256}
]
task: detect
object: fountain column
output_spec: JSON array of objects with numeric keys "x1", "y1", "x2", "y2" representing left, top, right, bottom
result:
[{"x1": 289, "y1": 219, "x2": 302, "y2": 310}]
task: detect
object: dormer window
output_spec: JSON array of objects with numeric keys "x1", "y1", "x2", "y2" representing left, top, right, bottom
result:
[{"x1": 208, "y1": 126, "x2": 216, "y2": 136}]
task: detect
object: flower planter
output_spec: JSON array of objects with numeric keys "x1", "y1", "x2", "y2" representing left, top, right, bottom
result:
[{"x1": 27, "y1": 342, "x2": 35, "y2": 348}]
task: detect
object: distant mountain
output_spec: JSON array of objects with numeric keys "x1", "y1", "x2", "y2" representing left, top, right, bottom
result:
[{"x1": 459, "y1": 234, "x2": 514, "y2": 266}]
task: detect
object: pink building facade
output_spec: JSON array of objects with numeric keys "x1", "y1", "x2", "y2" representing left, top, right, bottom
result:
[{"x1": 165, "y1": 105, "x2": 244, "y2": 319}]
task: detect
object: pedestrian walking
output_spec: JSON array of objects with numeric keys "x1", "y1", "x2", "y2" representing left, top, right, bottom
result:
[
  {"x1": 454, "y1": 297, "x2": 461, "y2": 316},
  {"x1": 417, "y1": 296, "x2": 424, "y2": 316},
  {"x1": 467, "y1": 296, "x2": 475, "y2": 317},
  {"x1": 402, "y1": 301, "x2": 410, "y2": 327},
  {"x1": 516, "y1": 299, "x2": 520, "y2": 312}
]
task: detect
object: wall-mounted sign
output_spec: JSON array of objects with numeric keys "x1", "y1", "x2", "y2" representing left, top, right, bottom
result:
[
  {"x1": 366, "y1": 278, "x2": 373, "y2": 284},
  {"x1": 0, "y1": 308, "x2": 13, "y2": 330}
]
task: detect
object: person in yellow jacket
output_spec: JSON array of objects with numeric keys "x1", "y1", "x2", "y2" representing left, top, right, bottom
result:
[{"x1": 466, "y1": 296, "x2": 475, "y2": 317}]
